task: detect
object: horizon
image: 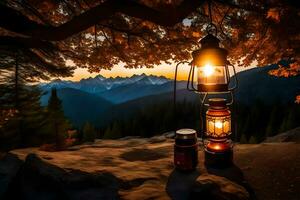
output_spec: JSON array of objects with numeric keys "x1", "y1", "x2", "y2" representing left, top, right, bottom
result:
[{"x1": 63, "y1": 62, "x2": 256, "y2": 82}]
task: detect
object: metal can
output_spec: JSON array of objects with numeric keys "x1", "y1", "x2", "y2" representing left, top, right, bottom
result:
[{"x1": 174, "y1": 129, "x2": 198, "y2": 171}]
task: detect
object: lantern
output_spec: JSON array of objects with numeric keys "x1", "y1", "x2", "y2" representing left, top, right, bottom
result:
[
  {"x1": 206, "y1": 98, "x2": 231, "y2": 139},
  {"x1": 204, "y1": 98, "x2": 233, "y2": 168},
  {"x1": 188, "y1": 34, "x2": 237, "y2": 93}
]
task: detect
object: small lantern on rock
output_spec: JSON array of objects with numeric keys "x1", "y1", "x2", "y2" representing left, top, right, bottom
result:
[{"x1": 204, "y1": 98, "x2": 233, "y2": 168}]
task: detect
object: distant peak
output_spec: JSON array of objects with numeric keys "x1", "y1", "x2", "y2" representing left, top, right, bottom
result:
[
  {"x1": 129, "y1": 73, "x2": 168, "y2": 79},
  {"x1": 52, "y1": 78, "x2": 63, "y2": 82},
  {"x1": 95, "y1": 74, "x2": 105, "y2": 79},
  {"x1": 131, "y1": 73, "x2": 145, "y2": 77}
]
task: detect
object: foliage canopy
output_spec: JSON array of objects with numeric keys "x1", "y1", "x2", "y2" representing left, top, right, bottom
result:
[{"x1": 0, "y1": 0, "x2": 299, "y2": 76}]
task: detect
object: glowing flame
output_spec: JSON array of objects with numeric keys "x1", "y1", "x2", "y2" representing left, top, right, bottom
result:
[
  {"x1": 215, "y1": 121, "x2": 223, "y2": 129},
  {"x1": 214, "y1": 144, "x2": 221, "y2": 150},
  {"x1": 203, "y1": 63, "x2": 214, "y2": 76}
]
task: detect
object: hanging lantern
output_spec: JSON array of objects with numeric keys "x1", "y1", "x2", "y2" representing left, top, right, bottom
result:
[
  {"x1": 204, "y1": 98, "x2": 233, "y2": 168},
  {"x1": 189, "y1": 34, "x2": 237, "y2": 93}
]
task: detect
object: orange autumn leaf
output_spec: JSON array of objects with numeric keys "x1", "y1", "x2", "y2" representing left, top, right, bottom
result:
[
  {"x1": 192, "y1": 32, "x2": 201, "y2": 38},
  {"x1": 296, "y1": 95, "x2": 300, "y2": 104},
  {"x1": 267, "y1": 8, "x2": 281, "y2": 22},
  {"x1": 269, "y1": 62, "x2": 300, "y2": 77}
]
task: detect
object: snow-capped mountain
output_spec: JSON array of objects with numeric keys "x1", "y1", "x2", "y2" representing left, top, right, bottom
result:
[{"x1": 39, "y1": 74, "x2": 171, "y2": 94}]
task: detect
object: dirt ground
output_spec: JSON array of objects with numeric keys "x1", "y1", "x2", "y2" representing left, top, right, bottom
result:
[{"x1": 10, "y1": 138, "x2": 300, "y2": 200}]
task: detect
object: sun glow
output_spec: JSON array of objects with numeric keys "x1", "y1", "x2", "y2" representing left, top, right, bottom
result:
[
  {"x1": 203, "y1": 63, "x2": 214, "y2": 76},
  {"x1": 64, "y1": 59, "x2": 253, "y2": 82}
]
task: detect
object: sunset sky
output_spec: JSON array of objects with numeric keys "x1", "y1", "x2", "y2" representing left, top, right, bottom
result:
[{"x1": 65, "y1": 62, "x2": 254, "y2": 81}]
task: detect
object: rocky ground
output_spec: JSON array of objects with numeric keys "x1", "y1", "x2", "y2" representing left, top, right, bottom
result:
[{"x1": 0, "y1": 129, "x2": 299, "y2": 200}]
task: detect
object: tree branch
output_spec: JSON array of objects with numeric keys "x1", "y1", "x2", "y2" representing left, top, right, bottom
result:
[
  {"x1": 0, "y1": 5, "x2": 47, "y2": 34},
  {"x1": 1, "y1": 0, "x2": 204, "y2": 41},
  {"x1": 23, "y1": 50, "x2": 73, "y2": 77},
  {"x1": 0, "y1": 36, "x2": 56, "y2": 50},
  {"x1": 214, "y1": 0, "x2": 266, "y2": 12}
]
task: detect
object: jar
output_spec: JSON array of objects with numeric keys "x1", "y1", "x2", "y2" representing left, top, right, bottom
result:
[{"x1": 174, "y1": 129, "x2": 198, "y2": 171}]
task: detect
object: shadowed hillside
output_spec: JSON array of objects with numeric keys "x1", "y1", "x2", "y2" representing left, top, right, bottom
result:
[
  {"x1": 233, "y1": 65, "x2": 300, "y2": 105},
  {"x1": 41, "y1": 88, "x2": 113, "y2": 127}
]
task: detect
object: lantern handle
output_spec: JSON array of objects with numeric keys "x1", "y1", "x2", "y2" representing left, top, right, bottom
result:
[
  {"x1": 187, "y1": 62, "x2": 198, "y2": 92},
  {"x1": 174, "y1": 61, "x2": 190, "y2": 131},
  {"x1": 227, "y1": 63, "x2": 238, "y2": 91},
  {"x1": 174, "y1": 61, "x2": 191, "y2": 101}
]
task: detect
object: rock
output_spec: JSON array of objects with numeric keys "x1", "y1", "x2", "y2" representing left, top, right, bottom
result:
[
  {"x1": 163, "y1": 131, "x2": 175, "y2": 139},
  {"x1": 166, "y1": 169, "x2": 201, "y2": 200},
  {"x1": 120, "y1": 148, "x2": 167, "y2": 162},
  {"x1": 7, "y1": 140, "x2": 299, "y2": 200},
  {"x1": 264, "y1": 127, "x2": 300, "y2": 143},
  {"x1": 192, "y1": 174, "x2": 250, "y2": 200},
  {"x1": 121, "y1": 180, "x2": 170, "y2": 200},
  {"x1": 119, "y1": 136, "x2": 141, "y2": 140},
  {"x1": 15, "y1": 153, "x2": 119, "y2": 200},
  {"x1": 66, "y1": 146, "x2": 81, "y2": 151},
  {"x1": 205, "y1": 165, "x2": 245, "y2": 185},
  {"x1": 0, "y1": 153, "x2": 23, "y2": 199},
  {"x1": 148, "y1": 135, "x2": 167, "y2": 143}
]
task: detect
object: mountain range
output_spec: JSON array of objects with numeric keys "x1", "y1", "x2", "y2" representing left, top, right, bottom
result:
[
  {"x1": 40, "y1": 73, "x2": 171, "y2": 103},
  {"x1": 40, "y1": 65, "x2": 300, "y2": 127},
  {"x1": 233, "y1": 65, "x2": 300, "y2": 105}
]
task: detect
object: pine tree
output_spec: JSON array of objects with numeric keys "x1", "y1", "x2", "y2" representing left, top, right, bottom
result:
[
  {"x1": 0, "y1": 52, "x2": 48, "y2": 149},
  {"x1": 240, "y1": 134, "x2": 248, "y2": 144},
  {"x1": 265, "y1": 106, "x2": 279, "y2": 137},
  {"x1": 103, "y1": 126, "x2": 111, "y2": 139},
  {"x1": 249, "y1": 135, "x2": 258, "y2": 144},
  {"x1": 103, "y1": 121, "x2": 122, "y2": 139},
  {"x1": 279, "y1": 118, "x2": 287, "y2": 133},
  {"x1": 285, "y1": 105, "x2": 299, "y2": 131},
  {"x1": 82, "y1": 122, "x2": 96, "y2": 142},
  {"x1": 241, "y1": 115, "x2": 251, "y2": 139},
  {"x1": 45, "y1": 88, "x2": 71, "y2": 148}
]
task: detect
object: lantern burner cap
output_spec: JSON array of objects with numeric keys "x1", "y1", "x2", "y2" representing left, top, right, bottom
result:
[
  {"x1": 200, "y1": 34, "x2": 220, "y2": 49},
  {"x1": 192, "y1": 34, "x2": 228, "y2": 67},
  {"x1": 208, "y1": 98, "x2": 227, "y2": 108}
]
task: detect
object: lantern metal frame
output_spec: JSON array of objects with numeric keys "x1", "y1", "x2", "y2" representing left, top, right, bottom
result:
[
  {"x1": 204, "y1": 98, "x2": 232, "y2": 142},
  {"x1": 206, "y1": 114, "x2": 231, "y2": 139},
  {"x1": 187, "y1": 34, "x2": 238, "y2": 95}
]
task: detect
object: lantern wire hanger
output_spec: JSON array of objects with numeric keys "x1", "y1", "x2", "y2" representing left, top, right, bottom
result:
[{"x1": 206, "y1": 0, "x2": 217, "y2": 36}]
